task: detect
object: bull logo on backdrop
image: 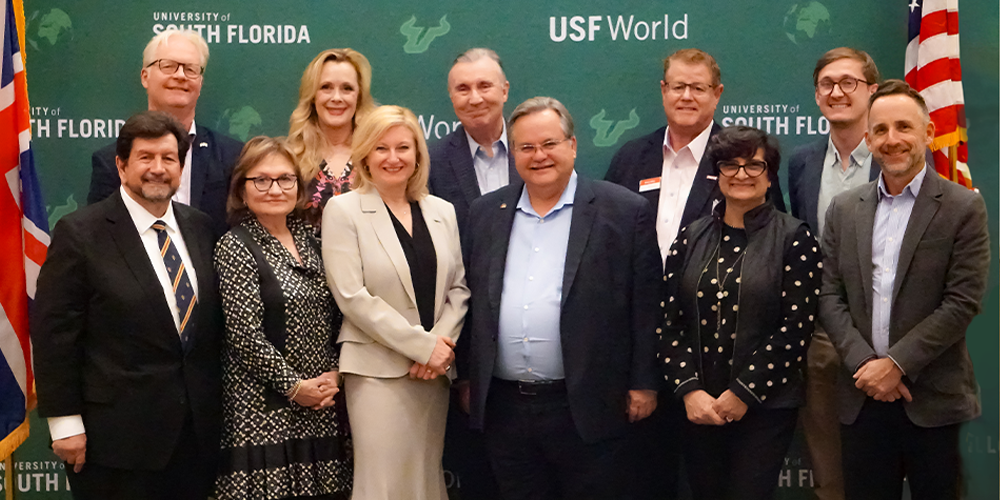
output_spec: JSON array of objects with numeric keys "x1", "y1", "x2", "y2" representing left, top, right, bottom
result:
[
  {"x1": 25, "y1": 8, "x2": 74, "y2": 50},
  {"x1": 400, "y1": 15, "x2": 450, "y2": 54},
  {"x1": 783, "y1": 1, "x2": 831, "y2": 44},
  {"x1": 590, "y1": 109, "x2": 640, "y2": 147},
  {"x1": 48, "y1": 195, "x2": 78, "y2": 229},
  {"x1": 217, "y1": 106, "x2": 263, "y2": 142}
]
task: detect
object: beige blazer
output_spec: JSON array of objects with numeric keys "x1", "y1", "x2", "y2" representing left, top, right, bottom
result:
[{"x1": 322, "y1": 189, "x2": 470, "y2": 379}]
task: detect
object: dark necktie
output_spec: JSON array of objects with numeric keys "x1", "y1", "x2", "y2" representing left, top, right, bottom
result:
[{"x1": 152, "y1": 220, "x2": 197, "y2": 345}]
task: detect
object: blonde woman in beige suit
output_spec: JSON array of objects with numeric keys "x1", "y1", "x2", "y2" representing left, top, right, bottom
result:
[{"x1": 322, "y1": 105, "x2": 469, "y2": 500}]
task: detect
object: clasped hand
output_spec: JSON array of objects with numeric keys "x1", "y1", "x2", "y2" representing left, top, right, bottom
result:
[
  {"x1": 854, "y1": 357, "x2": 912, "y2": 402},
  {"x1": 409, "y1": 336, "x2": 456, "y2": 380},
  {"x1": 683, "y1": 389, "x2": 747, "y2": 426},
  {"x1": 292, "y1": 370, "x2": 340, "y2": 410}
]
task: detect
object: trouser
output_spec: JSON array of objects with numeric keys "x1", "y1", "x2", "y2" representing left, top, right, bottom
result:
[
  {"x1": 800, "y1": 330, "x2": 844, "y2": 500},
  {"x1": 841, "y1": 399, "x2": 962, "y2": 500},
  {"x1": 484, "y1": 378, "x2": 627, "y2": 500}
]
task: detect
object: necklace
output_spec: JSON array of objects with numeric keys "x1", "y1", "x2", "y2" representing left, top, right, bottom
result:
[{"x1": 713, "y1": 242, "x2": 746, "y2": 331}]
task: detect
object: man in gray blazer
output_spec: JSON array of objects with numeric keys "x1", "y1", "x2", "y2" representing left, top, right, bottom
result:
[
  {"x1": 819, "y1": 79, "x2": 989, "y2": 500},
  {"x1": 786, "y1": 47, "x2": 881, "y2": 500}
]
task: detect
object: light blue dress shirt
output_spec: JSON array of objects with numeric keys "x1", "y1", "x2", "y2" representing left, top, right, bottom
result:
[
  {"x1": 465, "y1": 126, "x2": 510, "y2": 195},
  {"x1": 816, "y1": 137, "x2": 872, "y2": 238},
  {"x1": 871, "y1": 165, "x2": 926, "y2": 360},
  {"x1": 495, "y1": 171, "x2": 578, "y2": 381}
]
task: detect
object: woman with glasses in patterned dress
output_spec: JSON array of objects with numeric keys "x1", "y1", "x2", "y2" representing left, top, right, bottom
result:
[
  {"x1": 660, "y1": 126, "x2": 822, "y2": 500},
  {"x1": 214, "y1": 137, "x2": 351, "y2": 500}
]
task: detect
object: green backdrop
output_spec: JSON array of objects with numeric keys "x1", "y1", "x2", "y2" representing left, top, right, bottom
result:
[{"x1": 5, "y1": 1, "x2": 998, "y2": 498}]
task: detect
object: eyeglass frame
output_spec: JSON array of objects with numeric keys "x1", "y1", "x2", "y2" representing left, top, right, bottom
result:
[
  {"x1": 245, "y1": 175, "x2": 298, "y2": 192},
  {"x1": 146, "y1": 58, "x2": 204, "y2": 79},
  {"x1": 716, "y1": 160, "x2": 769, "y2": 178},
  {"x1": 514, "y1": 137, "x2": 571, "y2": 156},
  {"x1": 815, "y1": 77, "x2": 871, "y2": 96},
  {"x1": 663, "y1": 81, "x2": 716, "y2": 97}
]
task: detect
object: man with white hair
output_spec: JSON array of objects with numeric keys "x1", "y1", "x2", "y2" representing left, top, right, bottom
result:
[
  {"x1": 88, "y1": 29, "x2": 242, "y2": 232},
  {"x1": 429, "y1": 47, "x2": 521, "y2": 234}
]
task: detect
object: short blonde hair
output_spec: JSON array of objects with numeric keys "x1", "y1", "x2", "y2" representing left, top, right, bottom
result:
[
  {"x1": 663, "y1": 48, "x2": 720, "y2": 86},
  {"x1": 142, "y1": 29, "x2": 209, "y2": 68},
  {"x1": 350, "y1": 106, "x2": 429, "y2": 201},
  {"x1": 287, "y1": 48, "x2": 376, "y2": 180},
  {"x1": 226, "y1": 136, "x2": 307, "y2": 225}
]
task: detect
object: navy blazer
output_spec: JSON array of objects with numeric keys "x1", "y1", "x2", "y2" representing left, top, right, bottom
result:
[
  {"x1": 605, "y1": 124, "x2": 786, "y2": 231},
  {"x1": 786, "y1": 137, "x2": 880, "y2": 234},
  {"x1": 32, "y1": 190, "x2": 223, "y2": 470},
  {"x1": 88, "y1": 124, "x2": 243, "y2": 233},
  {"x1": 428, "y1": 124, "x2": 521, "y2": 235},
  {"x1": 461, "y1": 175, "x2": 661, "y2": 443}
]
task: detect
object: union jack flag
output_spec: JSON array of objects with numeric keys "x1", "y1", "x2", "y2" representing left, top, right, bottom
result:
[
  {"x1": 0, "y1": 0, "x2": 49, "y2": 460},
  {"x1": 904, "y1": 0, "x2": 972, "y2": 188}
]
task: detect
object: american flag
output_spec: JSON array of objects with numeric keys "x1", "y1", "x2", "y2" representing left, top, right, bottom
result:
[
  {"x1": 0, "y1": 0, "x2": 49, "y2": 460},
  {"x1": 904, "y1": 0, "x2": 972, "y2": 188}
]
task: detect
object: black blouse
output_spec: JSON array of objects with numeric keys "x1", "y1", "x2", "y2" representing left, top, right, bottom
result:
[
  {"x1": 697, "y1": 223, "x2": 748, "y2": 398},
  {"x1": 388, "y1": 201, "x2": 438, "y2": 329}
]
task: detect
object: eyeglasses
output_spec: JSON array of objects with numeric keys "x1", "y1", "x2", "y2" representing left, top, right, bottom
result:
[
  {"x1": 816, "y1": 77, "x2": 870, "y2": 96},
  {"x1": 246, "y1": 175, "x2": 297, "y2": 192},
  {"x1": 717, "y1": 160, "x2": 768, "y2": 178},
  {"x1": 515, "y1": 138, "x2": 570, "y2": 156},
  {"x1": 665, "y1": 82, "x2": 715, "y2": 98},
  {"x1": 146, "y1": 58, "x2": 204, "y2": 79}
]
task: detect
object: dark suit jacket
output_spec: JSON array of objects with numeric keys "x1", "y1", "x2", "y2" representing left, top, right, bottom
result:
[
  {"x1": 786, "y1": 137, "x2": 880, "y2": 234},
  {"x1": 88, "y1": 124, "x2": 243, "y2": 233},
  {"x1": 819, "y1": 171, "x2": 989, "y2": 427},
  {"x1": 32, "y1": 190, "x2": 224, "y2": 470},
  {"x1": 605, "y1": 124, "x2": 786, "y2": 229},
  {"x1": 461, "y1": 175, "x2": 662, "y2": 443},
  {"x1": 428, "y1": 124, "x2": 521, "y2": 235}
]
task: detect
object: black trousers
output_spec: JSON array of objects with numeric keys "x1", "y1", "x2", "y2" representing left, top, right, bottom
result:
[
  {"x1": 65, "y1": 416, "x2": 214, "y2": 500},
  {"x1": 626, "y1": 391, "x2": 682, "y2": 500},
  {"x1": 841, "y1": 399, "x2": 962, "y2": 500},
  {"x1": 681, "y1": 407, "x2": 798, "y2": 500},
  {"x1": 484, "y1": 379, "x2": 627, "y2": 500}
]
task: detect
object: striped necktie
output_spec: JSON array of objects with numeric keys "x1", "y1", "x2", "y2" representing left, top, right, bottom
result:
[{"x1": 152, "y1": 220, "x2": 196, "y2": 345}]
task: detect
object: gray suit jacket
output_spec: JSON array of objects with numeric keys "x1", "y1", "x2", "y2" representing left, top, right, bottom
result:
[{"x1": 819, "y1": 170, "x2": 990, "y2": 427}]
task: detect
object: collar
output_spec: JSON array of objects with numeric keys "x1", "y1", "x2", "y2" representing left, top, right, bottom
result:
[
  {"x1": 119, "y1": 185, "x2": 179, "y2": 233},
  {"x1": 465, "y1": 123, "x2": 508, "y2": 158},
  {"x1": 516, "y1": 170, "x2": 578, "y2": 217},
  {"x1": 825, "y1": 135, "x2": 870, "y2": 170},
  {"x1": 711, "y1": 198, "x2": 776, "y2": 235},
  {"x1": 188, "y1": 118, "x2": 197, "y2": 138},
  {"x1": 878, "y1": 164, "x2": 927, "y2": 200},
  {"x1": 663, "y1": 121, "x2": 714, "y2": 165}
]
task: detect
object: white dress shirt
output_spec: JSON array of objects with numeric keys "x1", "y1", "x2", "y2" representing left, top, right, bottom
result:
[
  {"x1": 657, "y1": 122, "x2": 714, "y2": 265},
  {"x1": 171, "y1": 119, "x2": 197, "y2": 205},
  {"x1": 48, "y1": 187, "x2": 199, "y2": 441}
]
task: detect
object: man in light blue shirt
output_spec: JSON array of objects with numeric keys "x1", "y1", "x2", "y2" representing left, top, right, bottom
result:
[
  {"x1": 462, "y1": 97, "x2": 662, "y2": 499},
  {"x1": 786, "y1": 47, "x2": 881, "y2": 500},
  {"x1": 820, "y1": 80, "x2": 990, "y2": 500}
]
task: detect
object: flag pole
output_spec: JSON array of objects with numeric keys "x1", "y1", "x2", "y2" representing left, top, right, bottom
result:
[{"x1": 948, "y1": 145, "x2": 958, "y2": 183}]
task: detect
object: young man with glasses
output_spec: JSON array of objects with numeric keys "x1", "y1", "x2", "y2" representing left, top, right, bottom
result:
[
  {"x1": 88, "y1": 29, "x2": 243, "y2": 233},
  {"x1": 605, "y1": 47, "x2": 784, "y2": 500},
  {"x1": 786, "y1": 47, "x2": 881, "y2": 500}
]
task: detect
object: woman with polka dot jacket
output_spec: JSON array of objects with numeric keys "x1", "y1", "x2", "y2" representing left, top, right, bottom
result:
[{"x1": 660, "y1": 126, "x2": 821, "y2": 500}]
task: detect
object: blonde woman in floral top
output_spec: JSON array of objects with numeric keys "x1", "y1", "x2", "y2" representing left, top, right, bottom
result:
[{"x1": 288, "y1": 48, "x2": 376, "y2": 236}]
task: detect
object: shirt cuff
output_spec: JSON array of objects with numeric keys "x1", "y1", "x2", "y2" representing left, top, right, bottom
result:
[
  {"x1": 854, "y1": 355, "x2": 877, "y2": 374},
  {"x1": 887, "y1": 354, "x2": 907, "y2": 376},
  {"x1": 48, "y1": 415, "x2": 85, "y2": 441}
]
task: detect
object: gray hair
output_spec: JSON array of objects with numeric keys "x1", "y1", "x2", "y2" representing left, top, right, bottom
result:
[
  {"x1": 142, "y1": 29, "x2": 210, "y2": 68},
  {"x1": 507, "y1": 96, "x2": 575, "y2": 143},
  {"x1": 452, "y1": 47, "x2": 506, "y2": 80}
]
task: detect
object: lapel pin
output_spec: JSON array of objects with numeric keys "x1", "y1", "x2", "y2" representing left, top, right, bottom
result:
[
  {"x1": 500, "y1": 203, "x2": 507, "y2": 209},
  {"x1": 199, "y1": 142, "x2": 208, "y2": 148}
]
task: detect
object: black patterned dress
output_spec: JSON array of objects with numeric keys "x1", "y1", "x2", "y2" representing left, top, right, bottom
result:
[{"x1": 214, "y1": 215, "x2": 351, "y2": 500}]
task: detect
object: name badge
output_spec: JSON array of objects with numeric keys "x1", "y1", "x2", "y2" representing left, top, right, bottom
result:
[{"x1": 639, "y1": 177, "x2": 661, "y2": 192}]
